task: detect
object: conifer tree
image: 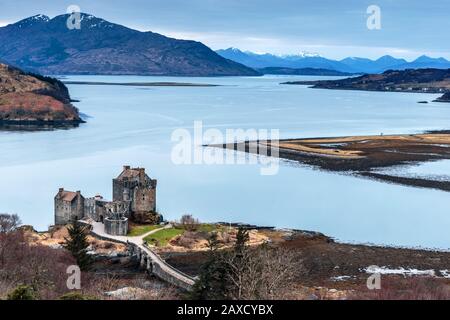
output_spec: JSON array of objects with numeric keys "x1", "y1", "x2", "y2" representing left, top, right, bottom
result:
[
  {"x1": 63, "y1": 220, "x2": 93, "y2": 271},
  {"x1": 234, "y1": 227, "x2": 249, "y2": 255},
  {"x1": 189, "y1": 232, "x2": 229, "y2": 300}
]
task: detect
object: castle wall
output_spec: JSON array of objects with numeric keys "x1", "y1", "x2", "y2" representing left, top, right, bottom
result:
[
  {"x1": 132, "y1": 187, "x2": 156, "y2": 213},
  {"x1": 104, "y1": 217, "x2": 128, "y2": 236},
  {"x1": 54, "y1": 194, "x2": 85, "y2": 225},
  {"x1": 55, "y1": 166, "x2": 158, "y2": 226},
  {"x1": 84, "y1": 198, "x2": 107, "y2": 222},
  {"x1": 112, "y1": 178, "x2": 124, "y2": 202}
]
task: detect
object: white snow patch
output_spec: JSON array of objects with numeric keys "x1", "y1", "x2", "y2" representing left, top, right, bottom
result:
[
  {"x1": 331, "y1": 275, "x2": 354, "y2": 281},
  {"x1": 104, "y1": 287, "x2": 148, "y2": 300},
  {"x1": 364, "y1": 266, "x2": 435, "y2": 277},
  {"x1": 440, "y1": 270, "x2": 450, "y2": 278},
  {"x1": 48, "y1": 243, "x2": 63, "y2": 250}
]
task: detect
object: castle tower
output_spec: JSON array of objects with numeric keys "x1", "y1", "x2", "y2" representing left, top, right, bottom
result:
[
  {"x1": 112, "y1": 165, "x2": 159, "y2": 224},
  {"x1": 54, "y1": 188, "x2": 85, "y2": 225}
]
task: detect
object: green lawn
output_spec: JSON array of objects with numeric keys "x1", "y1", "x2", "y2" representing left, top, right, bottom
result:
[
  {"x1": 196, "y1": 223, "x2": 223, "y2": 233},
  {"x1": 144, "y1": 227, "x2": 185, "y2": 247},
  {"x1": 128, "y1": 224, "x2": 160, "y2": 236}
]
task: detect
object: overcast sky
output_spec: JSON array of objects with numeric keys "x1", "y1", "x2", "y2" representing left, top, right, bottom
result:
[{"x1": 0, "y1": 0, "x2": 449, "y2": 60}]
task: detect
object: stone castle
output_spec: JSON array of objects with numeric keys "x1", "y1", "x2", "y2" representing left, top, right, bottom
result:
[{"x1": 54, "y1": 166, "x2": 161, "y2": 235}]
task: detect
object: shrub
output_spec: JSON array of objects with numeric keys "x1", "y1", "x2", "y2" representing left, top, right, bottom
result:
[
  {"x1": 59, "y1": 292, "x2": 97, "y2": 300},
  {"x1": 219, "y1": 231, "x2": 232, "y2": 244},
  {"x1": 7, "y1": 285, "x2": 36, "y2": 300},
  {"x1": 350, "y1": 277, "x2": 450, "y2": 300},
  {"x1": 177, "y1": 231, "x2": 198, "y2": 249}
]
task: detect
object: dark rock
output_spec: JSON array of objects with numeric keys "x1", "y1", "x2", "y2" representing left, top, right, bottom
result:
[{"x1": 434, "y1": 92, "x2": 450, "y2": 103}]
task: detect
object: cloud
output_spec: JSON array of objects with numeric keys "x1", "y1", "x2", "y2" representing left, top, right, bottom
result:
[{"x1": 145, "y1": 28, "x2": 450, "y2": 60}]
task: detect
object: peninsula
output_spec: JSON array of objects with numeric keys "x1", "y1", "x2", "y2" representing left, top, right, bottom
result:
[
  {"x1": 214, "y1": 132, "x2": 450, "y2": 192},
  {"x1": 0, "y1": 63, "x2": 83, "y2": 127},
  {"x1": 282, "y1": 68, "x2": 450, "y2": 102}
]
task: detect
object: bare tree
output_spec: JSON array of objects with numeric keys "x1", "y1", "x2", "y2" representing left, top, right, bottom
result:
[
  {"x1": 223, "y1": 245, "x2": 297, "y2": 300},
  {"x1": 179, "y1": 214, "x2": 200, "y2": 231},
  {"x1": 0, "y1": 217, "x2": 78, "y2": 300},
  {"x1": 0, "y1": 213, "x2": 22, "y2": 233},
  {"x1": 258, "y1": 247, "x2": 298, "y2": 299}
]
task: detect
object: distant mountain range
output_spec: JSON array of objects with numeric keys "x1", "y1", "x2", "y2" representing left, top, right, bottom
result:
[
  {"x1": 256, "y1": 67, "x2": 354, "y2": 76},
  {"x1": 216, "y1": 48, "x2": 450, "y2": 74},
  {"x1": 0, "y1": 14, "x2": 258, "y2": 77}
]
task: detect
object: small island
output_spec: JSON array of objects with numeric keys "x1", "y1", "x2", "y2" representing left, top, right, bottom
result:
[
  {"x1": 0, "y1": 63, "x2": 83, "y2": 129},
  {"x1": 282, "y1": 68, "x2": 450, "y2": 102}
]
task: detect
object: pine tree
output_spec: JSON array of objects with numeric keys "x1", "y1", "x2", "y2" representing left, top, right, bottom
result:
[
  {"x1": 63, "y1": 220, "x2": 93, "y2": 271},
  {"x1": 189, "y1": 232, "x2": 229, "y2": 300},
  {"x1": 234, "y1": 227, "x2": 249, "y2": 255},
  {"x1": 190, "y1": 228, "x2": 252, "y2": 300}
]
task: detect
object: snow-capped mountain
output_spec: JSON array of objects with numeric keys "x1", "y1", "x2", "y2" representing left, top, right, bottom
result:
[{"x1": 216, "y1": 48, "x2": 450, "y2": 74}]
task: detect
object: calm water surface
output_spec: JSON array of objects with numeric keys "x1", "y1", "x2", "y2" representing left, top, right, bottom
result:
[{"x1": 1, "y1": 75, "x2": 449, "y2": 249}]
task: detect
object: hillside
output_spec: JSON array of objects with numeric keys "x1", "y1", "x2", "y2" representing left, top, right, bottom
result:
[
  {"x1": 0, "y1": 63, "x2": 82, "y2": 124},
  {"x1": 0, "y1": 14, "x2": 259, "y2": 77},
  {"x1": 282, "y1": 68, "x2": 450, "y2": 101}
]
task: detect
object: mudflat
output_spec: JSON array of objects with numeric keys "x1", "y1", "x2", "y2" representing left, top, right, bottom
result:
[{"x1": 215, "y1": 132, "x2": 450, "y2": 191}]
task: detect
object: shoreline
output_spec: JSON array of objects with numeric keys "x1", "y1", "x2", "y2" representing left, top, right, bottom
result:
[
  {"x1": 282, "y1": 82, "x2": 450, "y2": 102},
  {"x1": 282, "y1": 81, "x2": 447, "y2": 95},
  {"x1": 281, "y1": 69, "x2": 450, "y2": 102},
  {"x1": 211, "y1": 131, "x2": 450, "y2": 192},
  {"x1": 216, "y1": 222, "x2": 450, "y2": 253},
  {"x1": 158, "y1": 221, "x2": 450, "y2": 293},
  {"x1": 0, "y1": 119, "x2": 84, "y2": 131},
  {"x1": 31, "y1": 220, "x2": 449, "y2": 253},
  {"x1": 25, "y1": 220, "x2": 450, "y2": 299}
]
